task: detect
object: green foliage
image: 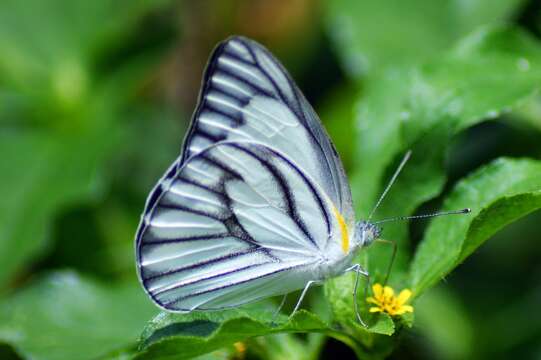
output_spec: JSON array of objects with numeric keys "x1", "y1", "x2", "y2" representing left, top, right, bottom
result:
[
  {"x1": 0, "y1": 271, "x2": 157, "y2": 360},
  {"x1": 133, "y1": 293, "x2": 392, "y2": 359},
  {"x1": 0, "y1": 0, "x2": 169, "y2": 288},
  {"x1": 1, "y1": 0, "x2": 541, "y2": 359},
  {"x1": 135, "y1": 310, "x2": 329, "y2": 359},
  {"x1": 410, "y1": 158, "x2": 541, "y2": 294},
  {"x1": 347, "y1": 26, "x2": 541, "y2": 286},
  {"x1": 325, "y1": 0, "x2": 527, "y2": 75},
  {"x1": 413, "y1": 286, "x2": 474, "y2": 359},
  {"x1": 245, "y1": 332, "x2": 327, "y2": 360},
  {"x1": 0, "y1": 129, "x2": 112, "y2": 286}
]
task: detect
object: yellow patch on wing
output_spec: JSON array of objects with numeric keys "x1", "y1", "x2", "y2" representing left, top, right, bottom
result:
[{"x1": 332, "y1": 205, "x2": 349, "y2": 253}]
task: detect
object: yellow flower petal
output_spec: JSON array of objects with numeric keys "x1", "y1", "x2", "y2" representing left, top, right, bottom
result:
[
  {"x1": 383, "y1": 286, "x2": 394, "y2": 298},
  {"x1": 372, "y1": 283, "x2": 383, "y2": 298},
  {"x1": 394, "y1": 307, "x2": 410, "y2": 315},
  {"x1": 396, "y1": 289, "x2": 412, "y2": 305},
  {"x1": 367, "y1": 284, "x2": 414, "y2": 317},
  {"x1": 391, "y1": 308, "x2": 406, "y2": 315},
  {"x1": 401, "y1": 305, "x2": 414, "y2": 313}
]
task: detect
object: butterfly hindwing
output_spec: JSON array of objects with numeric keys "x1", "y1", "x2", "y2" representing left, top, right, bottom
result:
[{"x1": 137, "y1": 142, "x2": 331, "y2": 311}]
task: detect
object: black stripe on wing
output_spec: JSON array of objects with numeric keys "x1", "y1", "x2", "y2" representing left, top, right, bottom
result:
[
  {"x1": 232, "y1": 144, "x2": 329, "y2": 244},
  {"x1": 263, "y1": 145, "x2": 331, "y2": 236},
  {"x1": 140, "y1": 233, "x2": 230, "y2": 246},
  {"x1": 162, "y1": 262, "x2": 308, "y2": 310},
  {"x1": 179, "y1": 36, "x2": 310, "y2": 165},
  {"x1": 142, "y1": 248, "x2": 259, "y2": 283},
  {"x1": 136, "y1": 158, "x2": 181, "y2": 244},
  {"x1": 242, "y1": 42, "x2": 297, "y2": 116},
  {"x1": 153, "y1": 263, "x2": 267, "y2": 300},
  {"x1": 157, "y1": 203, "x2": 223, "y2": 222}
]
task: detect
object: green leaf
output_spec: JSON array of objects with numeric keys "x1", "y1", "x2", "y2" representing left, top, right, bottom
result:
[
  {"x1": 410, "y1": 158, "x2": 541, "y2": 294},
  {"x1": 324, "y1": 0, "x2": 527, "y2": 76},
  {"x1": 414, "y1": 285, "x2": 474, "y2": 359},
  {"x1": 317, "y1": 84, "x2": 358, "y2": 171},
  {"x1": 350, "y1": 26, "x2": 541, "y2": 280},
  {"x1": 246, "y1": 332, "x2": 326, "y2": 360},
  {"x1": 0, "y1": 127, "x2": 118, "y2": 287},
  {"x1": 476, "y1": 284, "x2": 541, "y2": 356},
  {"x1": 135, "y1": 309, "x2": 332, "y2": 360},
  {"x1": 355, "y1": 25, "x2": 541, "y2": 215},
  {"x1": 134, "y1": 294, "x2": 399, "y2": 360},
  {"x1": 0, "y1": 271, "x2": 157, "y2": 360}
]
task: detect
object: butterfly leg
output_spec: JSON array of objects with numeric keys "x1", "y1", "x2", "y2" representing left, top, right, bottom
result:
[
  {"x1": 272, "y1": 294, "x2": 288, "y2": 322},
  {"x1": 289, "y1": 280, "x2": 320, "y2": 319},
  {"x1": 344, "y1": 263, "x2": 370, "y2": 327},
  {"x1": 374, "y1": 239, "x2": 397, "y2": 286}
]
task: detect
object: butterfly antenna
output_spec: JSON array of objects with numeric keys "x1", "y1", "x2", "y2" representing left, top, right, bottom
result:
[
  {"x1": 367, "y1": 150, "x2": 412, "y2": 221},
  {"x1": 374, "y1": 208, "x2": 471, "y2": 225}
]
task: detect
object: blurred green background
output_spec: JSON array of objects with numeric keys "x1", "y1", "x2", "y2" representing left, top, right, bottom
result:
[{"x1": 1, "y1": 0, "x2": 541, "y2": 359}]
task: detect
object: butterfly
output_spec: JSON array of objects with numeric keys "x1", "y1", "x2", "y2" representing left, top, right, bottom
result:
[{"x1": 135, "y1": 36, "x2": 468, "y2": 325}]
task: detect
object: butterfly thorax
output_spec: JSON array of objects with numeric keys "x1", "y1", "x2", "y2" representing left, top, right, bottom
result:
[
  {"x1": 314, "y1": 219, "x2": 381, "y2": 280},
  {"x1": 354, "y1": 221, "x2": 381, "y2": 247}
]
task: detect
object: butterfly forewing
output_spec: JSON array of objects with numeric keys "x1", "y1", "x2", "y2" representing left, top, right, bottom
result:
[{"x1": 141, "y1": 36, "x2": 352, "y2": 225}]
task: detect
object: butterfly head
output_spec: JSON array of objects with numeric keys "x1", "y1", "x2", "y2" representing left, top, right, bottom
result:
[{"x1": 354, "y1": 221, "x2": 381, "y2": 248}]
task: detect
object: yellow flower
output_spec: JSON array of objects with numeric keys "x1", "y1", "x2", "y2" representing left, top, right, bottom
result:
[
  {"x1": 233, "y1": 342, "x2": 246, "y2": 359},
  {"x1": 367, "y1": 283, "x2": 414, "y2": 316}
]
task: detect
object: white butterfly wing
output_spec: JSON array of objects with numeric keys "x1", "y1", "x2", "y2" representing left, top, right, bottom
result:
[
  {"x1": 136, "y1": 36, "x2": 354, "y2": 311},
  {"x1": 154, "y1": 36, "x2": 353, "y2": 227},
  {"x1": 137, "y1": 143, "x2": 330, "y2": 311}
]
